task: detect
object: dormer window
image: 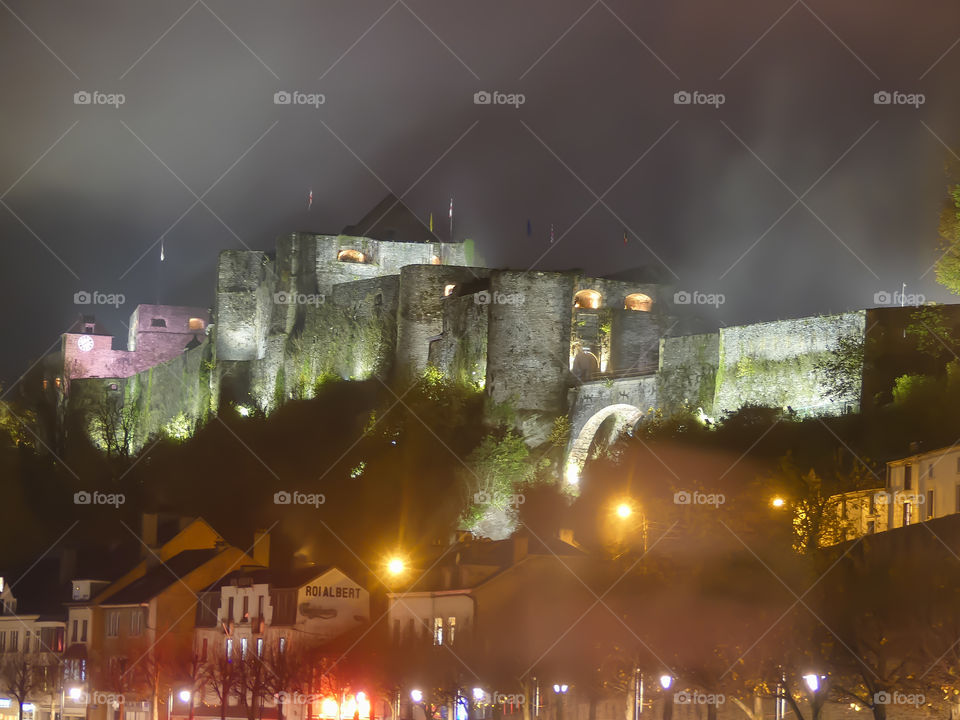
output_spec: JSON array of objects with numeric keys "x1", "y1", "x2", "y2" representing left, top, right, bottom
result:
[
  {"x1": 338, "y1": 249, "x2": 366, "y2": 264},
  {"x1": 188, "y1": 318, "x2": 205, "y2": 331},
  {"x1": 151, "y1": 318, "x2": 166, "y2": 328}
]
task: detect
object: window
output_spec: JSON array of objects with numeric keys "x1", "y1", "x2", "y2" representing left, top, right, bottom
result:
[
  {"x1": 337, "y1": 249, "x2": 366, "y2": 263},
  {"x1": 242, "y1": 596, "x2": 249, "y2": 621},
  {"x1": 278, "y1": 636, "x2": 286, "y2": 654},
  {"x1": 624, "y1": 293, "x2": 652, "y2": 312},
  {"x1": 240, "y1": 638, "x2": 248, "y2": 660},
  {"x1": 107, "y1": 612, "x2": 120, "y2": 637},
  {"x1": 573, "y1": 289, "x2": 601, "y2": 309},
  {"x1": 443, "y1": 284, "x2": 456, "y2": 297},
  {"x1": 188, "y1": 318, "x2": 205, "y2": 331},
  {"x1": 928, "y1": 490, "x2": 935, "y2": 519},
  {"x1": 447, "y1": 617, "x2": 456, "y2": 645},
  {"x1": 0, "y1": 631, "x2": 6, "y2": 651},
  {"x1": 150, "y1": 318, "x2": 166, "y2": 328},
  {"x1": 430, "y1": 255, "x2": 441, "y2": 265},
  {"x1": 904, "y1": 465, "x2": 913, "y2": 490},
  {"x1": 71, "y1": 620, "x2": 78, "y2": 643},
  {"x1": 867, "y1": 520, "x2": 876, "y2": 534},
  {"x1": 904, "y1": 501, "x2": 913, "y2": 526},
  {"x1": 225, "y1": 638, "x2": 234, "y2": 661},
  {"x1": 433, "y1": 617, "x2": 443, "y2": 646},
  {"x1": 227, "y1": 597, "x2": 234, "y2": 623},
  {"x1": 256, "y1": 638, "x2": 263, "y2": 657},
  {"x1": 23, "y1": 632, "x2": 30, "y2": 653},
  {"x1": 201, "y1": 638, "x2": 208, "y2": 661},
  {"x1": 257, "y1": 596, "x2": 264, "y2": 621},
  {"x1": 10, "y1": 632, "x2": 18, "y2": 651},
  {"x1": 81, "y1": 620, "x2": 87, "y2": 642},
  {"x1": 131, "y1": 611, "x2": 143, "y2": 636}
]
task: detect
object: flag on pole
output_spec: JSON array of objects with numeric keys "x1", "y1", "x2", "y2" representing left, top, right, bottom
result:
[
  {"x1": 550, "y1": 224, "x2": 555, "y2": 244},
  {"x1": 526, "y1": 219, "x2": 532, "y2": 237},
  {"x1": 307, "y1": 189, "x2": 313, "y2": 211},
  {"x1": 623, "y1": 228, "x2": 628, "y2": 245},
  {"x1": 449, "y1": 197, "x2": 454, "y2": 241},
  {"x1": 160, "y1": 238, "x2": 165, "y2": 262},
  {"x1": 429, "y1": 213, "x2": 434, "y2": 233}
]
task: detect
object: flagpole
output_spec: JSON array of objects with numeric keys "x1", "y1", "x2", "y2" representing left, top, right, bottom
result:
[{"x1": 449, "y1": 197, "x2": 454, "y2": 242}]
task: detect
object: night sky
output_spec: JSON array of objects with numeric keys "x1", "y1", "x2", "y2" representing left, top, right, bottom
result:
[{"x1": 2, "y1": 0, "x2": 960, "y2": 384}]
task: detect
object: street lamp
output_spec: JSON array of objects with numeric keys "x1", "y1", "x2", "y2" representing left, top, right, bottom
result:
[
  {"x1": 552, "y1": 684, "x2": 568, "y2": 720},
  {"x1": 67, "y1": 687, "x2": 83, "y2": 701},
  {"x1": 771, "y1": 496, "x2": 786, "y2": 508},
  {"x1": 658, "y1": 675, "x2": 673, "y2": 691},
  {"x1": 410, "y1": 689, "x2": 423, "y2": 703},
  {"x1": 616, "y1": 502, "x2": 633, "y2": 519},
  {"x1": 387, "y1": 557, "x2": 406, "y2": 576},
  {"x1": 472, "y1": 688, "x2": 485, "y2": 702},
  {"x1": 178, "y1": 690, "x2": 192, "y2": 704},
  {"x1": 802, "y1": 674, "x2": 821, "y2": 693}
]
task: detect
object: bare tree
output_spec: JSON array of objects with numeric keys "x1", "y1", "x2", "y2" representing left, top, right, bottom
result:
[
  {"x1": 202, "y1": 645, "x2": 239, "y2": 720},
  {"x1": 0, "y1": 653, "x2": 42, "y2": 720}
]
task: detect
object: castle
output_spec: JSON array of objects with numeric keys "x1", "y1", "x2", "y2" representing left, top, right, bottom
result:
[{"x1": 34, "y1": 196, "x2": 939, "y2": 480}]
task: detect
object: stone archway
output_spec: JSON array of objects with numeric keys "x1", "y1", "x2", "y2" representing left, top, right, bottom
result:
[{"x1": 565, "y1": 403, "x2": 644, "y2": 485}]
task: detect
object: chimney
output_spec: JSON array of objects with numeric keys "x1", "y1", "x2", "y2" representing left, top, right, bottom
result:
[
  {"x1": 141, "y1": 513, "x2": 158, "y2": 554},
  {"x1": 252, "y1": 529, "x2": 270, "y2": 567},
  {"x1": 512, "y1": 535, "x2": 529, "y2": 565},
  {"x1": 58, "y1": 548, "x2": 77, "y2": 586}
]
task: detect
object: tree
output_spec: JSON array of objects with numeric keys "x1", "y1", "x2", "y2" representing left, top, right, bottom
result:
[
  {"x1": 815, "y1": 333, "x2": 864, "y2": 402},
  {"x1": 0, "y1": 653, "x2": 42, "y2": 720},
  {"x1": 89, "y1": 393, "x2": 140, "y2": 460},
  {"x1": 462, "y1": 430, "x2": 537, "y2": 540},
  {"x1": 934, "y1": 184, "x2": 960, "y2": 294},
  {"x1": 905, "y1": 305, "x2": 957, "y2": 359},
  {"x1": 202, "y1": 645, "x2": 239, "y2": 720}
]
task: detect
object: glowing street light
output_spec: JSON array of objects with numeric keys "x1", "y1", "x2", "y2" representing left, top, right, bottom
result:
[
  {"x1": 659, "y1": 675, "x2": 673, "y2": 690},
  {"x1": 178, "y1": 690, "x2": 192, "y2": 703},
  {"x1": 552, "y1": 684, "x2": 568, "y2": 694},
  {"x1": 616, "y1": 502, "x2": 633, "y2": 519},
  {"x1": 410, "y1": 690, "x2": 423, "y2": 703},
  {"x1": 803, "y1": 674, "x2": 821, "y2": 693},
  {"x1": 472, "y1": 688, "x2": 485, "y2": 702},
  {"x1": 68, "y1": 687, "x2": 83, "y2": 701},
  {"x1": 387, "y1": 557, "x2": 406, "y2": 576},
  {"x1": 771, "y1": 496, "x2": 786, "y2": 508}
]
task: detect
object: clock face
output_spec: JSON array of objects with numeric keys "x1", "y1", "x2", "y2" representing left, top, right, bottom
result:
[{"x1": 77, "y1": 335, "x2": 94, "y2": 352}]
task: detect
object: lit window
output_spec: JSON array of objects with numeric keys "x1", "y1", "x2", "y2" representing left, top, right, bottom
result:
[
  {"x1": 573, "y1": 289, "x2": 601, "y2": 309},
  {"x1": 444, "y1": 284, "x2": 456, "y2": 297},
  {"x1": 279, "y1": 636, "x2": 286, "y2": 654},
  {"x1": 928, "y1": 490, "x2": 935, "y2": 519},
  {"x1": 107, "y1": 612, "x2": 120, "y2": 637},
  {"x1": 256, "y1": 638, "x2": 263, "y2": 657},
  {"x1": 240, "y1": 637, "x2": 248, "y2": 659},
  {"x1": 430, "y1": 255, "x2": 441, "y2": 265},
  {"x1": 225, "y1": 638, "x2": 233, "y2": 661},
  {"x1": 130, "y1": 611, "x2": 143, "y2": 636},
  {"x1": 80, "y1": 620, "x2": 87, "y2": 642},
  {"x1": 447, "y1": 617, "x2": 456, "y2": 645},
  {"x1": 904, "y1": 501, "x2": 913, "y2": 526},
  {"x1": 433, "y1": 617, "x2": 443, "y2": 646},
  {"x1": 188, "y1": 318, "x2": 205, "y2": 331},
  {"x1": 42, "y1": 380, "x2": 48, "y2": 390},
  {"x1": 337, "y1": 249, "x2": 366, "y2": 263},
  {"x1": 624, "y1": 293, "x2": 652, "y2": 312}
]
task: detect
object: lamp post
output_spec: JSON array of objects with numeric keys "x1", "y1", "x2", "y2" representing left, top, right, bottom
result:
[
  {"x1": 802, "y1": 673, "x2": 828, "y2": 720},
  {"x1": 658, "y1": 676, "x2": 673, "y2": 720},
  {"x1": 552, "y1": 684, "x2": 568, "y2": 720}
]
